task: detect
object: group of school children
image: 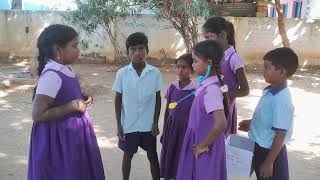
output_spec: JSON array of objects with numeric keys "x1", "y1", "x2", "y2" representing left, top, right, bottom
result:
[{"x1": 28, "y1": 16, "x2": 298, "y2": 180}]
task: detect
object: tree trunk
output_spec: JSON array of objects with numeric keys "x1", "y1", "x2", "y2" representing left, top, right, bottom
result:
[
  {"x1": 181, "y1": 31, "x2": 193, "y2": 53},
  {"x1": 103, "y1": 24, "x2": 124, "y2": 64},
  {"x1": 108, "y1": 33, "x2": 122, "y2": 59},
  {"x1": 11, "y1": 0, "x2": 22, "y2": 10},
  {"x1": 275, "y1": 0, "x2": 290, "y2": 47},
  {"x1": 180, "y1": 21, "x2": 198, "y2": 53},
  {"x1": 190, "y1": 18, "x2": 199, "y2": 47}
]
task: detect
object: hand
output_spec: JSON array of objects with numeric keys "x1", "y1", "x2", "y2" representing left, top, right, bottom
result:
[
  {"x1": 72, "y1": 99, "x2": 87, "y2": 113},
  {"x1": 152, "y1": 125, "x2": 160, "y2": 137},
  {"x1": 117, "y1": 126, "x2": 125, "y2": 141},
  {"x1": 260, "y1": 159, "x2": 274, "y2": 179},
  {"x1": 83, "y1": 92, "x2": 93, "y2": 106},
  {"x1": 193, "y1": 143, "x2": 209, "y2": 158},
  {"x1": 238, "y1": 119, "x2": 251, "y2": 132}
]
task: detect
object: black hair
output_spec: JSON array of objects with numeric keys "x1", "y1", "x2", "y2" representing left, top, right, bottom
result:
[
  {"x1": 126, "y1": 32, "x2": 149, "y2": 53},
  {"x1": 263, "y1": 47, "x2": 299, "y2": 77},
  {"x1": 203, "y1": 17, "x2": 236, "y2": 49},
  {"x1": 226, "y1": 21, "x2": 236, "y2": 50},
  {"x1": 33, "y1": 24, "x2": 78, "y2": 100},
  {"x1": 203, "y1": 16, "x2": 228, "y2": 36},
  {"x1": 175, "y1": 53, "x2": 193, "y2": 70},
  {"x1": 193, "y1": 40, "x2": 229, "y2": 118}
]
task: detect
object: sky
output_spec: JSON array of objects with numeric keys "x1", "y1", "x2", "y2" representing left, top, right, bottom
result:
[
  {"x1": 0, "y1": 0, "x2": 77, "y2": 10},
  {"x1": 309, "y1": 0, "x2": 320, "y2": 19}
]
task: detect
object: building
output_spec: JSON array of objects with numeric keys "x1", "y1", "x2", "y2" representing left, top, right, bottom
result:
[{"x1": 268, "y1": 0, "x2": 308, "y2": 18}]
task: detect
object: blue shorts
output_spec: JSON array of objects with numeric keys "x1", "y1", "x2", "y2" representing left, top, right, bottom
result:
[
  {"x1": 253, "y1": 143, "x2": 289, "y2": 180},
  {"x1": 118, "y1": 132, "x2": 157, "y2": 155}
]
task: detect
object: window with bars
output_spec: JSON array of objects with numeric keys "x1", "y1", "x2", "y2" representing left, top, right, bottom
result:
[
  {"x1": 270, "y1": 4, "x2": 287, "y2": 18},
  {"x1": 281, "y1": 4, "x2": 288, "y2": 17},
  {"x1": 293, "y1": 1, "x2": 302, "y2": 18},
  {"x1": 271, "y1": 7, "x2": 276, "y2": 17}
]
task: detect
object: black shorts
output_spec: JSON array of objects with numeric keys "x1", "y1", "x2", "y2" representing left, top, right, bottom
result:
[
  {"x1": 253, "y1": 143, "x2": 289, "y2": 180},
  {"x1": 118, "y1": 131, "x2": 157, "y2": 155}
]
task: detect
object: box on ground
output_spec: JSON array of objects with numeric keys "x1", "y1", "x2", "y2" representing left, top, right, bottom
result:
[{"x1": 225, "y1": 134, "x2": 255, "y2": 177}]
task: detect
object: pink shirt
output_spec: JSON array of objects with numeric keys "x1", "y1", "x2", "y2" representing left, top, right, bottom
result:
[
  {"x1": 195, "y1": 76, "x2": 224, "y2": 114},
  {"x1": 36, "y1": 60, "x2": 75, "y2": 98},
  {"x1": 164, "y1": 80, "x2": 197, "y2": 99},
  {"x1": 225, "y1": 46, "x2": 244, "y2": 74}
]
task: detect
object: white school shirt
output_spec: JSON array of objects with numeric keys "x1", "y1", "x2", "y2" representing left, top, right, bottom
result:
[
  {"x1": 36, "y1": 60, "x2": 75, "y2": 98},
  {"x1": 112, "y1": 63, "x2": 163, "y2": 133}
]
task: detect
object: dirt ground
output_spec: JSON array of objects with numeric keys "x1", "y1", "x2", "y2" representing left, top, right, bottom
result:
[{"x1": 1, "y1": 61, "x2": 320, "y2": 180}]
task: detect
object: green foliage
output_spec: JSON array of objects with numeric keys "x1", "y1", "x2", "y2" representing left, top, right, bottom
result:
[
  {"x1": 64, "y1": 0, "x2": 139, "y2": 62},
  {"x1": 141, "y1": 0, "x2": 209, "y2": 20},
  {"x1": 80, "y1": 39, "x2": 90, "y2": 50},
  {"x1": 63, "y1": 0, "x2": 210, "y2": 57},
  {"x1": 138, "y1": 0, "x2": 209, "y2": 52},
  {"x1": 65, "y1": 0, "x2": 136, "y2": 33}
]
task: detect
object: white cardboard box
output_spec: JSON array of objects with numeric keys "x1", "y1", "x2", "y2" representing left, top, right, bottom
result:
[{"x1": 225, "y1": 134, "x2": 255, "y2": 177}]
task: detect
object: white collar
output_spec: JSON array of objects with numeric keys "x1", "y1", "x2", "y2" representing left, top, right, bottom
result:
[{"x1": 44, "y1": 59, "x2": 75, "y2": 77}]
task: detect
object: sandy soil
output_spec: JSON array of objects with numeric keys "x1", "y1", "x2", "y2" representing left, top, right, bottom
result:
[{"x1": 0, "y1": 61, "x2": 320, "y2": 180}]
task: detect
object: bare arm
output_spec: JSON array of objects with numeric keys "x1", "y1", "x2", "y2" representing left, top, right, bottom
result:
[
  {"x1": 194, "y1": 109, "x2": 227, "y2": 157},
  {"x1": 259, "y1": 132, "x2": 286, "y2": 178},
  {"x1": 201, "y1": 110, "x2": 227, "y2": 146},
  {"x1": 266, "y1": 132, "x2": 286, "y2": 163},
  {"x1": 151, "y1": 91, "x2": 161, "y2": 136},
  {"x1": 115, "y1": 92, "x2": 122, "y2": 129},
  {"x1": 228, "y1": 68, "x2": 249, "y2": 100},
  {"x1": 153, "y1": 91, "x2": 161, "y2": 127},
  {"x1": 115, "y1": 92, "x2": 125, "y2": 140},
  {"x1": 32, "y1": 95, "x2": 81, "y2": 123}
]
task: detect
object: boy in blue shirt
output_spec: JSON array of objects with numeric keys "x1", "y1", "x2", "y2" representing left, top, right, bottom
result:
[
  {"x1": 112, "y1": 32, "x2": 162, "y2": 180},
  {"x1": 239, "y1": 47, "x2": 299, "y2": 180}
]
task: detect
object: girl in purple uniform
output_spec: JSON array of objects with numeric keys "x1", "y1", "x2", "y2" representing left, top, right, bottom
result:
[
  {"x1": 203, "y1": 17, "x2": 250, "y2": 137},
  {"x1": 28, "y1": 24, "x2": 105, "y2": 180},
  {"x1": 176, "y1": 40, "x2": 228, "y2": 180},
  {"x1": 160, "y1": 53, "x2": 196, "y2": 180}
]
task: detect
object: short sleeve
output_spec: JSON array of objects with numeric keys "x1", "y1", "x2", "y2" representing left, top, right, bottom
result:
[
  {"x1": 272, "y1": 96, "x2": 294, "y2": 132},
  {"x1": 112, "y1": 70, "x2": 123, "y2": 93},
  {"x1": 155, "y1": 69, "x2": 163, "y2": 92},
  {"x1": 229, "y1": 53, "x2": 245, "y2": 74},
  {"x1": 204, "y1": 84, "x2": 224, "y2": 114},
  {"x1": 36, "y1": 71, "x2": 62, "y2": 98}
]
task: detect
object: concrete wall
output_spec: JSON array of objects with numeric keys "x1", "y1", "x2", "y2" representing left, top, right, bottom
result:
[
  {"x1": 227, "y1": 17, "x2": 320, "y2": 66},
  {"x1": 0, "y1": 10, "x2": 113, "y2": 61},
  {"x1": 0, "y1": 10, "x2": 320, "y2": 66}
]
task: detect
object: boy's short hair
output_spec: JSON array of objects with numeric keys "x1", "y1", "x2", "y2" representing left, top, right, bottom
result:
[
  {"x1": 126, "y1": 32, "x2": 149, "y2": 52},
  {"x1": 263, "y1": 47, "x2": 299, "y2": 77}
]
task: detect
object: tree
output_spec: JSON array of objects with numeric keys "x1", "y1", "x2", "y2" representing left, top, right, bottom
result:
[
  {"x1": 139, "y1": 0, "x2": 209, "y2": 53},
  {"x1": 306, "y1": 0, "x2": 314, "y2": 19},
  {"x1": 65, "y1": 0, "x2": 136, "y2": 61},
  {"x1": 274, "y1": 0, "x2": 290, "y2": 47},
  {"x1": 11, "y1": 0, "x2": 22, "y2": 10}
]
